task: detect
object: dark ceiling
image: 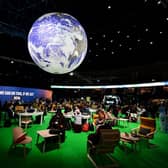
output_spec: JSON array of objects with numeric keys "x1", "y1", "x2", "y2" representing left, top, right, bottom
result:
[{"x1": 0, "y1": 0, "x2": 168, "y2": 89}]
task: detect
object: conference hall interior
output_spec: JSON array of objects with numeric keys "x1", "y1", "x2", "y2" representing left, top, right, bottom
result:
[{"x1": 0, "y1": 1, "x2": 168, "y2": 168}]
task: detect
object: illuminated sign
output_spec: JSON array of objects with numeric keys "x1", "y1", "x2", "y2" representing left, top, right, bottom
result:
[{"x1": 0, "y1": 86, "x2": 53, "y2": 105}]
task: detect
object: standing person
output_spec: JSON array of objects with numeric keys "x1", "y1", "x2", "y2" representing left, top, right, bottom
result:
[
  {"x1": 150, "y1": 102, "x2": 158, "y2": 118},
  {"x1": 4, "y1": 103, "x2": 14, "y2": 127},
  {"x1": 158, "y1": 101, "x2": 167, "y2": 132}
]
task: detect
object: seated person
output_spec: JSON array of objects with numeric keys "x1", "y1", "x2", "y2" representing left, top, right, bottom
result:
[
  {"x1": 94, "y1": 108, "x2": 106, "y2": 130},
  {"x1": 80, "y1": 104, "x2": 90, "y2": 115},
  {"x1": 106, "y1": 110, "x2": 117, "y2": 126},
  {"x1": 72, "y1": 106, "x2": 82, "y2": 132},
  {"x1": 64, "y1": 103, "x2": 72, "y2": 113},
  {"x1": 47, "y1": 109, "x2": 66, "y2": 142},
  {"x1": 25, "y1": 104, "x2": 35, "y2": 113}
]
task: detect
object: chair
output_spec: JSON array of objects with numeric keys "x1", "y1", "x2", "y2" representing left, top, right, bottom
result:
[
  {"x1": 131, "y1": 117, "x2": 156, "y2": 147},
  {"x1": 15, "y1": 105, "x2": 25, "y2": 113},
  {"x1": 11, "y1": 127, "x2": 32, "y2": 157},
  {"x1": 21, "y1": 116, "x2": 33, "y2": 129},
  {"x1": 87, "y1": 129, "x2": 120, "y2": 168}
]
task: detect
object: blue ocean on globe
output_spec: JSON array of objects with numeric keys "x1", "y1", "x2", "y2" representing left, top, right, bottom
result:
[{"x1": 27, "y1": 12, "x2": 88, "y2": 74}]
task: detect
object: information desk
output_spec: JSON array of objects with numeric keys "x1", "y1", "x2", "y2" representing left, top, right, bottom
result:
[{"x1": 18, "y1": 112, "x2": 44, "y2": 127}]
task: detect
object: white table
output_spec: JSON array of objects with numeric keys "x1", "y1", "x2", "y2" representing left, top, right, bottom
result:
[
  {"x1": 82, "y1": 115, "x2": 91, "y2": 123},
  {"x1": 36, "y1": 129, "x2": 60, "y2": 153},
  {"x1": 48, "y1": 110, "x2": 56, "y2": 115},
  {"x1": 117, "y1": 118, "x2": 129, "y2": 127},
  {"x1": 63, "y1": 111, "x2": 73, "y2": 118},
  {"x1": 120, "y1": 132, "x2": 140, "y2": 151},
  {"x1": 64, "y1": 112, "x2": 91, "y2": 119},
  {"x1": 89, "y1": 108, "x2": 97, "y2": 113},
  {"x1": 63, "y1": 112, "x2": 91, "y2": 123},
  {"x1": 18, "y1": 112, "x2": 44, "y2": 127}
]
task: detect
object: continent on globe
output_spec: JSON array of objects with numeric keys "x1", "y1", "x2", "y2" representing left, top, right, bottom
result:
[{"x1": 27, "y1": 12, "x2": 88, "y2": 74}]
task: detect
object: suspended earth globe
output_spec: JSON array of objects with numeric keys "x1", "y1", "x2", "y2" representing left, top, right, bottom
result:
[{"x1": 27, "y1": 12, "x2": 88, "y2": 74}]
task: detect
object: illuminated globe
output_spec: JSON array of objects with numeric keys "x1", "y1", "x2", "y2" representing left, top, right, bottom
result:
[{"x1": 27, "y1": 12, "x2": 88, "y2": 74}]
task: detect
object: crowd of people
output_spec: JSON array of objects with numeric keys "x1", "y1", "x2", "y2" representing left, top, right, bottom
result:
[{"x1": 1, "y1": 96, "x2": 168, "y2": 135}]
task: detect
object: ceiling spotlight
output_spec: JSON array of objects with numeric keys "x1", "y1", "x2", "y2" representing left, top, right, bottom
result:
[
  {"x1": 149, "y1": 41, "x2": 154, "y2": 45},
  {"x1": 157, "y1": 1, "x2": 162, "y2": 5},
  {"x1": 145, "y1": 28, "x2": 149, "y2": 32},
  {"x1": 107, "y1": 5, "x2": 111, "y2": 9},
  {"x1": 69, "y1": 72, "x2": 74, "y2": 76}
]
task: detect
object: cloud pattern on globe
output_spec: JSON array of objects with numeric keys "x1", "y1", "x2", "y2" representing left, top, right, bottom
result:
[{"x1": 27, "y1": 12, "x2": 88, "y2": 74}]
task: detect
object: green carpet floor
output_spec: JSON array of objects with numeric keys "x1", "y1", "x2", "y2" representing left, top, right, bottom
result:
[{"x1": 0, "y1": 113, "x2": 168, "y2": 168}]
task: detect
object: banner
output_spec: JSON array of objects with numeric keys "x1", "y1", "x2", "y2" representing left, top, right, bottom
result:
[{"x1": 0, "y1": 86, "x2": 53, "y2": 105}]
